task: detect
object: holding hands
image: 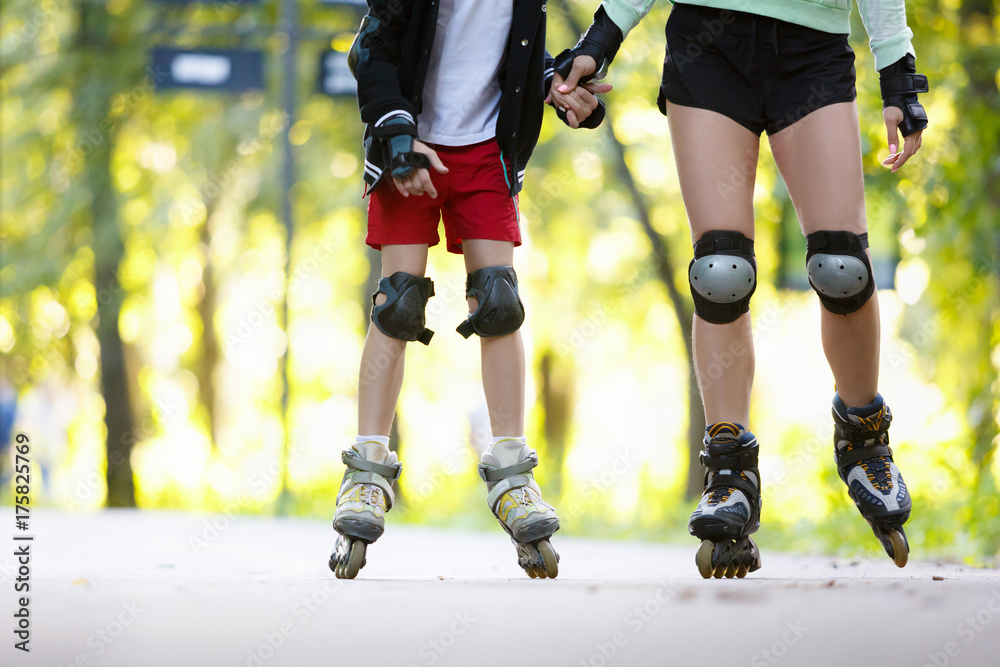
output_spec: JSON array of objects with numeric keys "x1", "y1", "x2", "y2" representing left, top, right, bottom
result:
[{"x1": 546, "y1": 55, "x2": 612, "y2": 129}]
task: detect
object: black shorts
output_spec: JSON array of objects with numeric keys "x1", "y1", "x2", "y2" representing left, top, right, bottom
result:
[{"x1": 657, "y1": 3, "x2": 857, "y2": 135}]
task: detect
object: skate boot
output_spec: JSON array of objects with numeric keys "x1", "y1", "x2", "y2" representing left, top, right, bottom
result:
[
  {"x1": 832, "y1": 393, "x2": 910, "y2": 567},
  {"x1": 329, "y1": 440, "x2": 402, "y2": 579},
  {"x1": 479, "y1": 438, "x2": 560, "y2": 579},
  {"x1": 689, "y1": 422, "x2": 762, "y2": 579}
]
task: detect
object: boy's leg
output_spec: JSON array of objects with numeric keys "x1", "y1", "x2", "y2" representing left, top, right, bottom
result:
[
  {"x1": 333, "y1": 243, "x2": 430, "y2": 579},
  {"x1": 460, "y1": 238, "x2": 558, "y2": 578},
  {"x1": 460, "y1": 239, "x2": 524, "y2": 437},
  {"x1": 357, "y1": 244, "x2": 430, "y2": 436},
  {"x1": 668, "y1": 103, "x2": 764, "y2": 579},
  {"x1": 769, "y1": 101, "x2": 910, "y2": 567},
  {"x1": 667, "y1": 103, "x2": 759, "y2": 428}
]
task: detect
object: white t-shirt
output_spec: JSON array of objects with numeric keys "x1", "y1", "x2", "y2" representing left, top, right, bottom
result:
[{"x1": 416, "y1": 0, "x2": 513, "y2": 146}]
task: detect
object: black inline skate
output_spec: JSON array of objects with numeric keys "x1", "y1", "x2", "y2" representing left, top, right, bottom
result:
[
  {"x1": 689, "y1": 422, "x2": 762, "y2": 579},
  {"x1": 832, "y1": 393, "x2": 910, "y2": 567}
]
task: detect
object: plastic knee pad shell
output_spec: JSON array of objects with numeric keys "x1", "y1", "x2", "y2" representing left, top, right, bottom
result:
[
  {"x1": 688, "y1": 231, "x2": 757, "y2": 324},
  {"x1": 805, "y1": 231, "x2": 874, "y2": 315},
  {"x1": 456, "y1": 265, "x2": 525, "y2": 338},
  {"x1": 371, "y1": 272, "x2": 435, "y2": 344}
]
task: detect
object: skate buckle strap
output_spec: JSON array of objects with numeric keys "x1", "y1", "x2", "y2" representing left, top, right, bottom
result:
[
  {"x1": 837, "y1": 419, "x2": 891, "y2": 443},
  {"x1": 700, "y1": 448, "x2": 758, "y2": 471},
  {"x1": 478, "y1": 454, "x2": 538, "y2": 483},
  {"x1": 706, "y1": 472, "x2": 759, "y2": 507},
  {"x1": 342, "y1": 450, "x2": 402, "y2": 481},
  {"x1": 837, "y1": 443, "x2": 893, "y2": 469}
]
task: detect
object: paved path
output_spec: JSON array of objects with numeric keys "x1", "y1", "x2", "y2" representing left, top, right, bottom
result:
[{"x1": 2, "y1": 510, "x2": 998, "y2": 667}]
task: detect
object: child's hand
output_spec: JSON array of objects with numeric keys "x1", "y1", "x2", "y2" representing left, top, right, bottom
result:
[
  {"x1": 392, "y1": 141, "x2": 448, "y2": 198},
  {"x1": 881, "y1": 106, "x2": 923, "y2": 173},
  {"x1": 547, "y1": 74, "x2": 612, "y2": 129}
]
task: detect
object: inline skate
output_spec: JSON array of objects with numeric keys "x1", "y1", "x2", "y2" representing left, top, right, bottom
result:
[
  {"x1": 329, "y1": 441, "x2": 402, "y2": 579},
  {"x1": 479, "y1": 438, "x2": 560, "y2": 579},
  {"x1": 832, "y1": 393, "x2": 910, "y2": 567},
  {"x1": 689, "y1": 422, "x2": 762, "y2": 579}
]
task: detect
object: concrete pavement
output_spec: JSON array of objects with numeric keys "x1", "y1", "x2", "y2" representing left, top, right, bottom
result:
[{"x1": 2, "y1": 510, "x2": 998, "y2": 667}]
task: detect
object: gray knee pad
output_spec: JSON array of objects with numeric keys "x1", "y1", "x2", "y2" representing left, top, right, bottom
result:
[
  {"x1": 688, "y1": 231, "x2": 757, "y2": 324},
  {"x1": 805, "y1": 231, "x2": 874, "y2": 315},
  {"x1": 371, "y1": 272, "x2": 435, "y2": 345},
  {"x1": 456, "y1": 265, "x2": 525, "y2": 339}
]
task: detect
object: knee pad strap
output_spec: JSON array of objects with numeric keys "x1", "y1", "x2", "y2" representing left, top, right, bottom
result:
[
  {"x1": 688, "y1": 231, "x2": 757, "y2": 324},
  {"x1": 806, "y1": 231, "x2": 875, "y2": 315},
  {"x1": 371, "y1": 272, "x2": 435, "y2": 345},
  {"x1": 456, "y1": 265, "x2": 525, "y2": 339}
]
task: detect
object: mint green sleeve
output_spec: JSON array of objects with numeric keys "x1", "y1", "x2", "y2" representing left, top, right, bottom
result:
[
  {"x1": 600, "y1": 0, "x2": 660, "y2": 37},
  {"x1": 856, "y1": 0, "x2": 916, "y2": 71}
]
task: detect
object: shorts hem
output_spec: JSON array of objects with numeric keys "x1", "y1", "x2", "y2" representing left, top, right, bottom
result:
[
  {"x1": 765, "y1": 93, "x2": 857, "y2": 135},
  {"x1": 660, "y1": 96, "x2": 765, "y2": 136}
]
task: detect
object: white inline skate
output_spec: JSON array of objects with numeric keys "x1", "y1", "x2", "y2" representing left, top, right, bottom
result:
[
  {"x1": 329, "y1": 441, "x2": 402, "y2": 579},
  {"x1": 479, "y1": 439, "x2": 560, "y2": 579}
]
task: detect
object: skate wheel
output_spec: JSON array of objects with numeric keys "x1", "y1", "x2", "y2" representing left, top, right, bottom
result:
[
  {"x1": 335, "y1": 540, "x2": 366, "y2": 580},
  {"x1": 888, "y1": 530, "x2": 908, "y2": 568},
  {"x1": 525, "y1": 566, "x2": 539, "y2": 579},
  {"x1": 696, "y1": 540, "x2": 715, "y2": 579},
  {"x1": 537, "y1": 540, "x2": 559, "y2": 579},
  {"x1": 724, "y1": 562, "x2": 738, "y2": 579},
  {"x1": 712, "y1": 565, "x2": 725, "y2": 579},
  {"x1": 736, "y1": 562, "x2": 749, "y2": 578}
]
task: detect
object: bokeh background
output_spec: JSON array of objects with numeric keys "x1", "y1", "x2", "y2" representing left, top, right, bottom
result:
[{"x1": 1, "y1": 0, "x2": 997, "y2": 565}]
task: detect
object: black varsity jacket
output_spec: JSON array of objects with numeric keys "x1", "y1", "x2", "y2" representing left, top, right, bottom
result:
[{"x1": 354, "y1": 0, "x2": 574, "y2": 195}]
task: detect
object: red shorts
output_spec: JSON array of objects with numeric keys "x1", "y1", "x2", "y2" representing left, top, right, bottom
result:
[{"x1": 366, "y1": 139, "x2": 520, "y2": 254}]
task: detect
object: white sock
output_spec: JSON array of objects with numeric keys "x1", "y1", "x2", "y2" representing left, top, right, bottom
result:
[
  {"x1": 356, "y1": 435, "x2": 390, "y2": 448},
  {"x1": 489, "y1": 436, "x2": 526, "y2": 448}
]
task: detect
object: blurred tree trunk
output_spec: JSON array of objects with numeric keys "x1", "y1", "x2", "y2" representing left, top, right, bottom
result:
[
  {"x1": 73, "y1": 1, "x2": 144, "y2": 507},
  {"x1": 196, "y1": 205, "x2": 220, "y2": 448},
  {"x1": 539, "y1": 350, "x2": 573, "y2": 497},
  {"x1": 958, "y1": 0, "x2": 1000, "y2": 483},
  {"x1": 557, "y1": 1, "x2": 704, "y2": 500}
]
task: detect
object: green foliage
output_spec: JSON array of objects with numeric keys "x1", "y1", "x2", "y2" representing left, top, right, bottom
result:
[{"x1": 0, "y1": 0, "x2": 997, "y2": 562}]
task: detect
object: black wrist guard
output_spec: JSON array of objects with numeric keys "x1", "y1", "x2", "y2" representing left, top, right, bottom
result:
[
  {"x1": 373, "y1": 117, "x2": 429, "y2": 179},
  {"x1": 553, "y1": 6, "x2": 623, "y2": 84},
  {"x1": 879, "y1": 54, "x2": 929, "y2": 138}
]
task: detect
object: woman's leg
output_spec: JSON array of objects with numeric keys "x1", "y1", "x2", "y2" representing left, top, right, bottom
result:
[
  {"x1": 460, "y1": 239, "x2": 524, "y2": 437},
  {"x1": 768, "y1": 102, "x2": 878, "y2": 408},
  {"x1": 357, "y1": 243, "x2": 430, "y2": 436},
  {"x1": 668, "y1": 103, "x2": 760, "y2": 427}
]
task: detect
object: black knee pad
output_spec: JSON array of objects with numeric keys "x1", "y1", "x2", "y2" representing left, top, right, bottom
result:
[
  {"x1": 688, "y1": 231, "x2": 757, "y2": 324},
  {"x1": 805, "y1": 231, "x2": 875, "y2": 315},
  {"x1": 371, "y1": 272, "x2": 435, "y2": 345},
  {"x1": 456, "y1": 265, "x2": 525, "y2": 339}
]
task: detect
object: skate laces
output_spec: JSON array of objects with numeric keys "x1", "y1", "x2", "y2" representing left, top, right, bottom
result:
[
  {"x1": 704, "y1": 423, "x2": 748, "y2": 505},
  {"x1": 706, "y1": 472, "x2": 751, "y2": 505},
  {"x1": 510, "y1": 487, "x2": 538, "y2": 509},
  {"x1": 840, "y1": 406, "x2": 893, "y2": 492},
  {"x1": 842, "y1": 439, "x2": 893, "y2": 492},
  {"x1": 344, "y1": 483, "x2": 385, "y2": 509}
]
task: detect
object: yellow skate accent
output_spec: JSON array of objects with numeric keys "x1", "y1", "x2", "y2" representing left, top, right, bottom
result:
[
  {"x1": 337, "y1": 484, "x2": 388, "y2": 518},
  {"x1": 708, "y1": 422, "x2": 741, "y2": 438},
  {"x1": 496, "y1": 488, "x2": 551, "y2": 527}
]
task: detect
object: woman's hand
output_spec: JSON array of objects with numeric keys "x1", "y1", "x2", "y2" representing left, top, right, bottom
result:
[{"x1": 881, "y1": 105, "x2": 923, "y2": 173}]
